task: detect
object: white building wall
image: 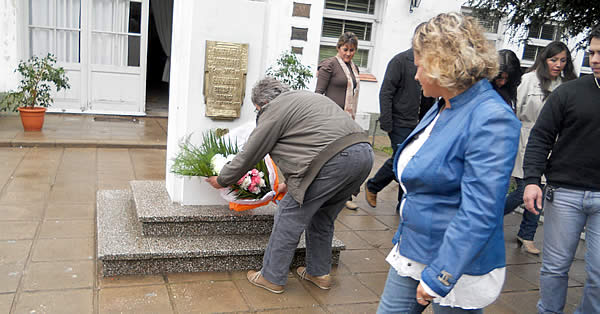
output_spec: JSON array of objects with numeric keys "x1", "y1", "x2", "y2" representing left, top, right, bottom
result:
[
  {"x1": 259, "y1": 0, "x2": 323, "y2": 91},
  {"x1": 1, "y1": 0, "x2": 593, "y2": 112},
  {"x1": 166, "y1": 0, "x2": 269, "y2": 204},
  {"x1": 355, "y1": 0, "x2": 464, "y2": 114},
  {"x1": 255, "y1": 0, "x2": 466, "y2": 114},
  {"x1": 0, "y1": 0, "x2": 19, "y2": 92}
]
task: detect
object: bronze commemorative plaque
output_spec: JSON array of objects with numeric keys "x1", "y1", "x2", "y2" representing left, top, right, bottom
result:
[{"x1": 204, "y1": 40, "x2": 249, "y2": 119}]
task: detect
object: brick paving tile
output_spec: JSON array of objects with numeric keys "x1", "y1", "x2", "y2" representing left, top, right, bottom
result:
[
  {"x1": 98, "y1": 285, "x2": 173, "y2": 313},
  {"x1": 14, "y1": 289, "x2": 93, "y2": 314},
  {"x1": 0, "y1": 114, "x2": 587, "y2": 313}
]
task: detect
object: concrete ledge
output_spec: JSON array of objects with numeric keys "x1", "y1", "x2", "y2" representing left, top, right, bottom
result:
[{"x1": 6, "y1": 140, "x2": 166, "y2": 149}]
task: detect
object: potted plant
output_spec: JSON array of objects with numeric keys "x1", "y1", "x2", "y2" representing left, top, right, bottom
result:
[{"x1": 0, "y1": 53, "x2": 69, "y2": 131}]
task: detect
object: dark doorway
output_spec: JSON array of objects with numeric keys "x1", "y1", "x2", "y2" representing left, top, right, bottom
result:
[{"x1": 145, "y1": 1, "x2": 170, "y2": 117}]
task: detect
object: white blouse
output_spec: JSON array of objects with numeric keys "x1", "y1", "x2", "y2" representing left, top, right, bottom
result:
[{"x1": 388, "y1": 109, "x2": 505, "y2": 309}]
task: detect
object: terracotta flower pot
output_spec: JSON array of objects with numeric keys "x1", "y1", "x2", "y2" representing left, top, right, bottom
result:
[{"x1": 17, "y1": 107, "x2": 47, "y2": 131}]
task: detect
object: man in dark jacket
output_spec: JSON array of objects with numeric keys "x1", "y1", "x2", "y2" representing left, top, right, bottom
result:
[
  {"x1": 522, "y1": 25, "x2": 600, "y2": 314},
  {"x1": 364, "y1": 48, "x2": 434, "y2": 208}
]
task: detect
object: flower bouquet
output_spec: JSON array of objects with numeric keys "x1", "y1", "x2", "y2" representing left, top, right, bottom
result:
[{"x1": 171, "y1": 129, "x2": 284, "y2": 211}]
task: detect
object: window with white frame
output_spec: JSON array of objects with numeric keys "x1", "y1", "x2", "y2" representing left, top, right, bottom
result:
[
  {"x1": 580, "y1": 50, "x2": 592, "y2": 77},
  {"x1": 582, "y1": 51, "x2": 590, "y2": 68},
  {"x1": 522, "y1": 23, "x2": 563, "y2": 61},
  {"x1": 461, "y1": 7, "x2": 502, "y2": 48},
  {"x1": 28, "y1": 0, "x2": 82, "y2": 63},
  {"x1": 91, "y1": 0, "x2": 142, "y2": 67},
  {"x1": 319, "y1": 0, "x2": 377, "y2": 70}
]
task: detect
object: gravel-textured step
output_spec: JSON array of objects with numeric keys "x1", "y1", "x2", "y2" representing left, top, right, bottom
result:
[
  {"x1": 97, "y1": 189, "x2": 345, "y2": 276},
  {"x1": 130, "y1": 180, "x2": 276, "y2": 236}
]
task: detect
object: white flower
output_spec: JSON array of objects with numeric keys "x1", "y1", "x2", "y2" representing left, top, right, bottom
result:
[
  {"x1": 259, "y1": 178, "x2": 265, "y2": 187},
  {"x1": 210, "y1": 154, "x2": 228, "y2": 175},
  {"x1": 241, "y1": 175, "x2": 252, "y2": 189}
]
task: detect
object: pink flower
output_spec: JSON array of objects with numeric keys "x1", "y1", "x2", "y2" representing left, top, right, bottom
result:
[
  {"x1": 237, "y1": 174, "x2": 248, "y2": 185},
  {"x1": 250, "y1": 185, "x2": 261, "y2": 194}
]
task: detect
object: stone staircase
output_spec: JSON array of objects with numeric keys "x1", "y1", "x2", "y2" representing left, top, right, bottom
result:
[{"x1": 96, "y1": 180, "x2": 345, "y2": 276}]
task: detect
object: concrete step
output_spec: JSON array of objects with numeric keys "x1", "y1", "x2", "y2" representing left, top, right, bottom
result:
[
  {"x1": 97, "y1": 189, "x2": 345, "y2": 276},
  {"x1": 130, "y1": 180, "x2": 276, "y2": 236}
]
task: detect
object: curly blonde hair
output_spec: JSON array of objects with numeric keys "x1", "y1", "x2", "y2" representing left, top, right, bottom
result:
[{"x1": 412, "y1": 12, "x2": 498, "y2": 93}]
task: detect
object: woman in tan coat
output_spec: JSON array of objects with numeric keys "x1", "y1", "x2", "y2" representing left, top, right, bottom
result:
[{"x1": 316, "y1": 31, "x2": 361, "y2": 210}]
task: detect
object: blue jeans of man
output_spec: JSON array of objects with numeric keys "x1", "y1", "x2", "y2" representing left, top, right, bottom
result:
[
  {"x1": 504, "y1": 177, "x2": 541, "y2": 240},
  {"x1": 261, "y1": 143, "x2": 373, "y2": 285},
  {"x1": 366, "y1": 127, "x2": 413, "y2": 203},
  {"x1": 537, "y1": 187, "x2": 600, "y2": 314},
  {"x1": 377, "y1": 267, "x2": 483, "y2": 313}
]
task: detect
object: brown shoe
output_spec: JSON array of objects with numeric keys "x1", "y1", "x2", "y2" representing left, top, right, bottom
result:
[
  {"x1": 297, "y1": 267, "x2": 331, "y2": 290},
  {"x1": 345, "y1": 200, "x2": 358, "y2": 210},
  {"x1": 517, "y1": 236, "x2": 540, "y2": 255},
  {"x1": 365, "y1": 186, "x2": 377, "y2": 208},
  {"x1": 247, "y1": 270, "x2": 284, "y2": 294}
]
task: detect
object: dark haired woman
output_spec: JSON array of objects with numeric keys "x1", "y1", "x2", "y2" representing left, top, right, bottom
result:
[
  {"x1": 492, "y1": 49, "x2": 522, "y2": 111},
  {"x1": 504, "y1": 41, "x2": 577, "y2": 254},
  {"x1": 316, "y1": 31, "x2": 361, "y2": 210}
]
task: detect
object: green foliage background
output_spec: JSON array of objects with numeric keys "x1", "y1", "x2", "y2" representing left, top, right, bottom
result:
[
  {"x1": 466, "y1": 0, "x2": 600, "y2": 48},
  {"x1": 266, "y1": 51, "x2": 313, "y2": 90}
]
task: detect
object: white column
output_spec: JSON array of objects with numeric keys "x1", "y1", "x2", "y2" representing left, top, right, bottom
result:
[
  {"x1": 0, "y1": 0, "x2": 20, "y2": 92},
  {"x1": 166, "y1": 0, "x2": 268, "y2": 205}
]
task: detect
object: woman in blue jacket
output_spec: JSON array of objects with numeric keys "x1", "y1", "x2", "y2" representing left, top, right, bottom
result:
[{"x1": 377, "y1": 13, "x2": 520, "y2": 313}]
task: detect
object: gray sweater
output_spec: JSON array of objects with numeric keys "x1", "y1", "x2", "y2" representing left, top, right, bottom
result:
[{"x1": 217, "y1": 90, "x2": 368, "y2": 203}]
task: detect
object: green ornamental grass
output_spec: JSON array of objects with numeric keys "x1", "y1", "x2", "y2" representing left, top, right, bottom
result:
[
  {"x1": 170, "y1": 130, "x2": 272, "y2": 200},
  {"x1": 170, "y1": 130, "x2": 238, "y2": 177}
]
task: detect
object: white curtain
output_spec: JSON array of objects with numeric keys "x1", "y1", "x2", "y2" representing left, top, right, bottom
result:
[
  {"x1": 92, "y1": 0, "x2": 129, "y2": 66},
  {"x1": 29, "y1": 0, "x2": 80, "y2": 63},
  {"x1": 151, "y1": 0, "x2": 173, "y2": 82}
]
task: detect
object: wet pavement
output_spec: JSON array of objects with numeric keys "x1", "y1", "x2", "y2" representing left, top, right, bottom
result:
[{"x1": 0, "y1": 113, "x2": 587, "y2": 313}]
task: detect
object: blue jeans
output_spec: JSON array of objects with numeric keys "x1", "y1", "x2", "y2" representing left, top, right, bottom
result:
[
  {"x1": 367, "y1": 127, "x2": 413, "y2": 203},
  {"x1": 261, "y1": 143, "x2": 373, "y2": 285},
  {"x1": 504, "y1": 177, "x2": 541, "y2": 241},
  {"x1": 537, "y1": 187, "x2": 600, "y2": 314},
  {"x1": 377, "y1": 267, "x2": 483, "y2": 314}
]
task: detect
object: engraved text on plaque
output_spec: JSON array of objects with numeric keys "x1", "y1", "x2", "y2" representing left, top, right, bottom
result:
[{"x1": 204, "y1": 41, "x2": 249, "y2": 119}]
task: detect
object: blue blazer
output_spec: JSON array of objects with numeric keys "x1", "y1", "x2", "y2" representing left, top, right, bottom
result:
[{"x1": 392, "y1": 79, "x2": 520, "y2": 297}]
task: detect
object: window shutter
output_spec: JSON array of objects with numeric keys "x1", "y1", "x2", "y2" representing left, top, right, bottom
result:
[{"x1": 325, "y1": 0, "x2": 376, "y2": 15}]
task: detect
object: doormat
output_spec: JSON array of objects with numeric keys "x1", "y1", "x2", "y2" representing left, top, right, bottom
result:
[{"x1": 93, "y1": 116, "x2": 140, "y2": 123}]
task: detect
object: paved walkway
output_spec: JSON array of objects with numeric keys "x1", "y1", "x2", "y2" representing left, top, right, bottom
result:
[{"x1": 0, "y1": 113, "x2": 587, "y2": 313}]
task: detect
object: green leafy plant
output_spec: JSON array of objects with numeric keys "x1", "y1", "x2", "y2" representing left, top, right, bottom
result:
[
  {"x1": 0, "y1": 53, "x2": 70, "y2": 112},
  {"x1": 171, "y1": 130, "x2": 239, "y2": 177},
  {"x1": 266, "y1": 51, "x2": 313, "y2": 90}
]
